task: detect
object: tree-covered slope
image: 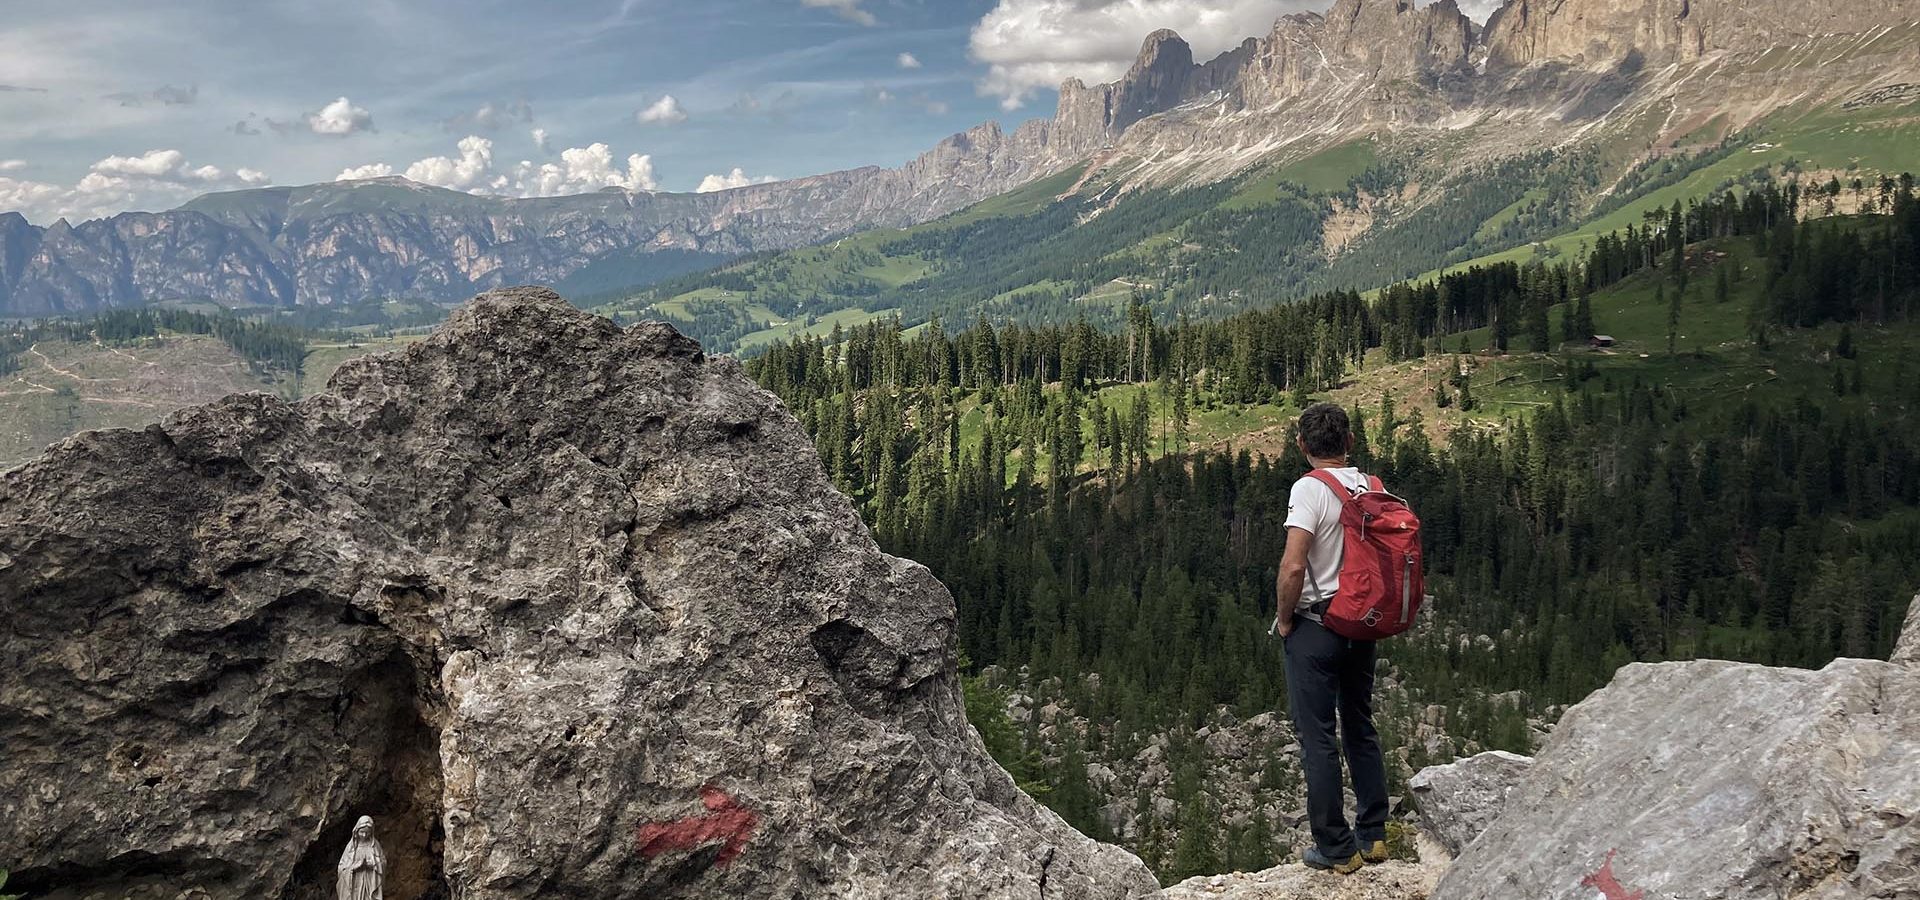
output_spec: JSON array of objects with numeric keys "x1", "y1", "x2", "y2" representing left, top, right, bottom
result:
[{"x1": 738, "y1": 188, "x2": 1920, "y2": 877}]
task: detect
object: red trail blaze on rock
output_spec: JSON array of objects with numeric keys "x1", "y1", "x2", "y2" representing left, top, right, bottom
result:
[
  {"x1": 1581, "y1": 849, "x2": 1645, "y2": 900},
  {"x1": 635, "y1": 785, "x2": 761, "y2": 868}
]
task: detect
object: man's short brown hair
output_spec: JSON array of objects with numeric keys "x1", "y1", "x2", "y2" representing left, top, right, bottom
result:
[{"x1": 1298, "y1": 402, "x2": 1351, "y2": 459}]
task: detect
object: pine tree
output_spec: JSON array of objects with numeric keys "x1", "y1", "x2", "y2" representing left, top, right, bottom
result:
[
  {"x1": 1492, "y1": 292, "x2": 1514, "y2": 353},
  {"x1": 1661, "y1": 282, "x2": 1678, "y2": 357},
  {"x1": 1172, "y1": 373, "x2": 1191, "y2": 453}
]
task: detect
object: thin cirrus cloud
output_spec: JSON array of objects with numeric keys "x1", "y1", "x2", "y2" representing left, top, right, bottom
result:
[
  {"x1": 443, "y1": 99, "x2": 534, "y2": 133},
  {"x1": 101, "y1": 84, "x2": 198, "y2": 107},
  {"x1": 636, "y1": 95, "x2": 688, "y2": 125},
  {"x1": 801, "y1": 0, "x2": 877, "y2": 26}
]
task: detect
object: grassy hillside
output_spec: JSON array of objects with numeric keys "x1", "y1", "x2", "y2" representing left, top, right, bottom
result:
[
  {"x1": 301, "y1": 334, "x2": 423, "y2": 392},
  {"x1": 0, "y1": 333, "x2": 285, "y2": 466},
  {"x1": 0, "y1": 304, "x2": 436, "y2": 467},
  {"x1": 1337, "y1": 236, "x2": 1916, "y2": 448},
  {"x1": 1416, "y1": 97, "x2": 1920, "y2": 282}
]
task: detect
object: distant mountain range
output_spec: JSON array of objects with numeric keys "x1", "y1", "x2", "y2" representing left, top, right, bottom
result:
[{"x1": 4, "y1": 0, "x2": 1919, "y2": 315}]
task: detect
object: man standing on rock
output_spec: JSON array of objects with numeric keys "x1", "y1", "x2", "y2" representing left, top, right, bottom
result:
[{"x1": 1273, "y1": 402, "x2": 1390, "y2": 874}]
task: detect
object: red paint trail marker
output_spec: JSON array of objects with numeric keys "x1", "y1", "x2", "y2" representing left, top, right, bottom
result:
[
  {"x1": 1581, "y1": 849, "x2": 1646, "y2": 900},
  {"x1": 635, "y1": 785, "x2": 761, "y2": 869}
]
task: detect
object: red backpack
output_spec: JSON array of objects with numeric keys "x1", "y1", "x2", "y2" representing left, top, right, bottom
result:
[{"x1": 1305, "y1": 469, "x2": 1425, "y2": 640}]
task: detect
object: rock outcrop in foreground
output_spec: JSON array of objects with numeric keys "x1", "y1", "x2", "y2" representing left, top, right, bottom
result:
[
  {"x1": 1432, "y1": 616, "x2": 1920, "y2": 899},
  {"x1": 1406, "y1": 750, "x2": 1532, "y2": 860},
  {"x1": 0, "y1": 288, "x2": 1157, "y2": 899}
]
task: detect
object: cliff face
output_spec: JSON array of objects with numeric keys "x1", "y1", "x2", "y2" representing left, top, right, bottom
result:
[
  {"x1": 1483, "y1": 0, "x2": 1920, "y2": 70},
  {"x1": 0, "y1": 287, "x2": 1158, "y2": 899},
  {"x1": 1090, "y1": 0, "x2": 1920, "y2": 186}
]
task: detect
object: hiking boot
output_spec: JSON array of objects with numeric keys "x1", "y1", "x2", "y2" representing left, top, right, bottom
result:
[
  {"x1": 1303, "y1": 847, "x2": 1364, "y2": 874},
  {"x1": 1360, "y1": 839, "x2": 1390, "y2": 864}
]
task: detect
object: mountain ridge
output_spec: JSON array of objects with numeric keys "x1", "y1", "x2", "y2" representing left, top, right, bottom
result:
[{"x1": 5, "y1": 0, "x2": 1920, "y2": 314}]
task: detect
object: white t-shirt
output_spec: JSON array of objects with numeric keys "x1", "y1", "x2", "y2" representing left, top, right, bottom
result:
[{"x1": 1284, "y1": 467, "x2": 1371, "y2": 621}]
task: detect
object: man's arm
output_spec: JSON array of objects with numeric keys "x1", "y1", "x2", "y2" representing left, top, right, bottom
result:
[{"x1": 1274, "y1": 525, "x2": 1313, "y2": 637}]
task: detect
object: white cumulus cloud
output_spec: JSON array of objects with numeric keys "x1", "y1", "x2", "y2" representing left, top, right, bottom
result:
[
  {"x1": 636, "y1": 95, "x2": 688, "y2": 125},
  {"x1": 696, "y1": 168, "x2": 780, "y2": 193},
  {"x1": 897, "y1": 52, "x2": 922, "y2": 69},
  {"x1": 969, "y1": 0, "x2": 1297, "y2": 109},
  {"x1": 335, "y1": 162, "x2": 396, "y2": 181},
  {"x1": 510, "y1": 144, "x2": 658, "y2": 195},
  {"x1": 308, "y1": 96, "x2": 375, "y2": 135},
  {"x1": 531, "y1": 127, "x2": 552, "y2": 153},
  {"x1": 803, "y1": 0, "x2": 877, "y2": 25},
  {"x1": 336, "y1": 137, "x2": 661, "y2": 199},
  {"x1": 93, "y1": 149, "x2": 198, "y2": 179},
  {"x1": 405, "y1": 135, "x2": 497, "y2": 191},
  {"x1": 0, "y1": 178, "x2": 70, "y2": 221},
  {"x1": 87, "y1": 150, "x2": 252, "y2": 186},
  {"x1": 2, "y1": 150, "x2": 271, "y2": 224},
  {"x1": 0, "y1": 159, "x2": 25, "y2": 172}
]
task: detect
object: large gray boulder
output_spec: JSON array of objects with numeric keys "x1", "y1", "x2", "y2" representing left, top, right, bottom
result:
[
  {"x1": 0, "y1": 288, "x2": 1157, "y2": 900},
  {"x1": 1433, "y1": 653, "x2": 1920, "y2": 899},
  {"x1": 1407, "y1": 750, "x2": 1533, "y2": 858}
]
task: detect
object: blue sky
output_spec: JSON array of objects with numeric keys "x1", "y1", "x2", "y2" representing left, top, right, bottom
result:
[{"x1": 0, "y1": 0, "x2": 1495, "y2": 224}]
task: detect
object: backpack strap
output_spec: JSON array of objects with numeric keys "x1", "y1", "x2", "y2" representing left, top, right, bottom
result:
[{"x1": 1305, "y1": 468, "x2": 1382, "y2": 501}]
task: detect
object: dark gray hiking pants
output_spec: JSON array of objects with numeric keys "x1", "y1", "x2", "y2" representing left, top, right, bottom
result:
[{"x1": 1284, "y1": 615, "x2": 1390, "y2": 859}]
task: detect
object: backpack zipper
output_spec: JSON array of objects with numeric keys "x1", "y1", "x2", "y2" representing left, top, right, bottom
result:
[{"x1": 1400, "y1": 553, "x2": 1413, "y2": 624}]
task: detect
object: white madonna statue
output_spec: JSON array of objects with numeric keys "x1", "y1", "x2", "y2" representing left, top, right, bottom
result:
[{"x1": 336, "y1": 816, "x2": 385, "y2": 900}]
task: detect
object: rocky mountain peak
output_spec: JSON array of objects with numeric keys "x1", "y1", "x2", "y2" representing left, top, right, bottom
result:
[
  {"x1": 1133, "y1": 28, "x2": 1194, "y2": 71},
  {"x1": 1048, "y1": 27, "x2": 1204, "y2": 151},
  {"x1": 0, "y1": 287, "x2": 1159, "y2": 899}
]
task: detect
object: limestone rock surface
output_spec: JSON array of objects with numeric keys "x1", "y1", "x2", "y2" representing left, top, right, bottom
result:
[
  {"x1": 1893, "y1": 593, "x2": 1920, "y2": 666},
  {"x1": 1406, "y1": 750, "x2": 1533, "y2": 858},
  {"x1": 1432, "y1": 654, "x2": 1920, "y2": 899},
  {"x1": 1160, "y1": 861, "x2": 1439, "y2": 899},
  {"x1": 0, "y1": 287, "x2": 1158, "y2": 900}
]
